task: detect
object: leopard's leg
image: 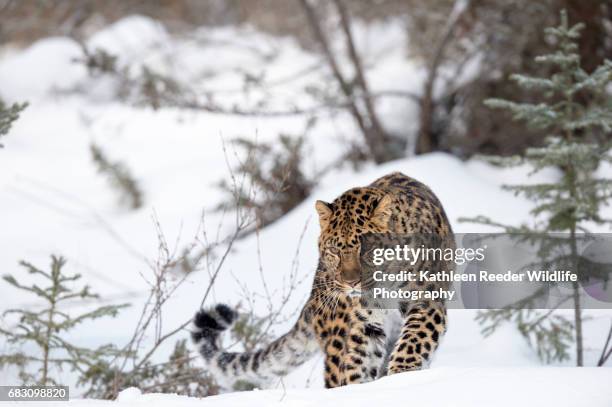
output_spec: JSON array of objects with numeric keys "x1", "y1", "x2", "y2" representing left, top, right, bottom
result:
[
  {"x1": 343, "y1": 308, "x2": 386, "y2": 384},
  {"x1": 387, "y1": 300, "x2": 446, "y2": 374},
  {"x1": 313, "y1": 310, "x2": 348, "y2": 388}
]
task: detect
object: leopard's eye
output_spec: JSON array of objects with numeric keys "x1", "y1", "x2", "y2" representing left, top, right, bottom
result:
[
  {"x1": 323, "y1": 240, "x2": 338, "y2": 252},
  {"x1": 323, "y1": 246, "x2": 340, "y2": 269},
  {"x1": 326, "y1": 247, "x2": 340, "y2": 257}
]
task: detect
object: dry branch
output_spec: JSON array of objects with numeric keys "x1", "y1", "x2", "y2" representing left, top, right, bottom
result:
[{"x1": 416, "y1": 0, "x2": 471, "y2": 155}]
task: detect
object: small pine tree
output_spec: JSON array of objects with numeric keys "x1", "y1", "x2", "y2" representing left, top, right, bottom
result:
[
  {"x1": 462, "y1": 11, "x2": 612, "y2": 366},
  {"x1": 90, "y1": 143, "x2": 144, "y2": 210},
  {"x1": 0, "y1": 256, "x2": 129, "y2": 385},
  {"x1": 0, "y1": 99, "x2": 28, "y2": 148}
]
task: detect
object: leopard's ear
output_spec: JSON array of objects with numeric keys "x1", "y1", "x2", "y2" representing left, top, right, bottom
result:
[
  {"x1": 315, "y1": 200, "x2": 333, "y2": 229},
  {"x1": 370, "y1": 195, "x2": 394, "y2": 228}
]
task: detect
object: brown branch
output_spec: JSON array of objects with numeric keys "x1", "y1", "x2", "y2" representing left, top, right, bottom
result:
[
  {"x1": 298, "y1": 0, "x2": 392, "y2": 163},
  {"x1": 298, "y1": 0, "x2": 364, "y2": 119},
  {"x1": 182, "y1": 89, "x2": 419, "y2": 117},
  {"x1": 332, "y1": 0, "x2": 392, "y2": 162},
  {"x1": 416, "y1": 0, "x2": 471, "y2": 155},
  {"x1": 180, "y1": 99, "x2": 331, "y2": 117}
]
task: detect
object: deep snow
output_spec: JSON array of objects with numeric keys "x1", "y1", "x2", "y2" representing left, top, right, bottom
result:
[
  {"x1": 0, "y1": 14, "x2": 611, "y2": 406},
  {"x1": 9, "y1": 368, "x2": 612, "y2": 406}
]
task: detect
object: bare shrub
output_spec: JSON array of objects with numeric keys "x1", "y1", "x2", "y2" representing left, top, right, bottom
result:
[
  {"x1": 80, "y1": 339, "x2": 219, "y2": 398},
  {"x1": 217, "y1": 132, "x2": 315, "y2": 229}
]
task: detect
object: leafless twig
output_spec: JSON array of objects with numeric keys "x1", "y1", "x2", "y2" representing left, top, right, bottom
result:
[
  {"x1": 416, "y1": 0, "x2": 472, "y2": 154},
  {"x1": 298, "y1": 0, "x2": 396, "y2": 163},
  {"x1": 597, "y1": 320, "x2": 612, "y2": 366}
]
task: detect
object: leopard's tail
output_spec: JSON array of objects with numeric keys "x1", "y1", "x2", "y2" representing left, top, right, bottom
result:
[{"x1": 192, "y1": 304, "x2": 318, "y2": 388}]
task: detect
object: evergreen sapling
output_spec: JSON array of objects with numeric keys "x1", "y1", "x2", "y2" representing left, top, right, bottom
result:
[
  {"x1": 0, "y1": 256, "x2": 129, "y2": 385},
  {"x1": 462, "y1": 10, "x2": 612, "y2": 366}
]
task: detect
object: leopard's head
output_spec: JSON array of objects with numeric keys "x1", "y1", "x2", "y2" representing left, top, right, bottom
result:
[{"x1": 314, "y1": 187, "x2": 394, "y2": 295}]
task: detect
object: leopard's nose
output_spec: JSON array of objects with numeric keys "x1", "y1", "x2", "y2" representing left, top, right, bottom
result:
[{"x1": 340, "y1": 249, "x2": 362, "y2": 287}]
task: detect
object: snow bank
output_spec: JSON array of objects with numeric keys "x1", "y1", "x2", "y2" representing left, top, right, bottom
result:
[
  {"x1": 14, "y1": 367, "x2": 612, "y2": 406},
  {"x1": 0, "y1": 37, "x2": 86, "y2": 100}
]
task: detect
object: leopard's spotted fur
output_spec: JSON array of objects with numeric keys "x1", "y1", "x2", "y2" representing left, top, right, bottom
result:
[{"x1": 192, "y1": 172, "x2": 452, "y2": 388}]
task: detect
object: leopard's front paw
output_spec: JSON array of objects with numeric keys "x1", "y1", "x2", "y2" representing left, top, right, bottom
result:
[{"x1": 387, "y1": 355, "x2": 423, "y2": 375}]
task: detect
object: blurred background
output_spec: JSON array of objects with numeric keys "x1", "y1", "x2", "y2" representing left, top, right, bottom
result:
[
  {"x1": 0, "y1": 0, "x2": 611, "y2": 400},
  {"x1": 3, "y1": 0, "x2": 611, "y2": 158}
]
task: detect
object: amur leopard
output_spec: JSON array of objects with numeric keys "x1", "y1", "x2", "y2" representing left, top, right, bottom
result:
[{"x1": 192, "y1": 172, "x2": 452, "y2": 388}]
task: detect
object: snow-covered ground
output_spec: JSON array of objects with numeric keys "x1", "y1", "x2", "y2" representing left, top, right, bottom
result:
[
  {"x1": 0, "y1": 14, "x2": 611, "y2": 406},
  {"x1": 11, "y1": 367, "x2": 612, "y2": 407}
]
